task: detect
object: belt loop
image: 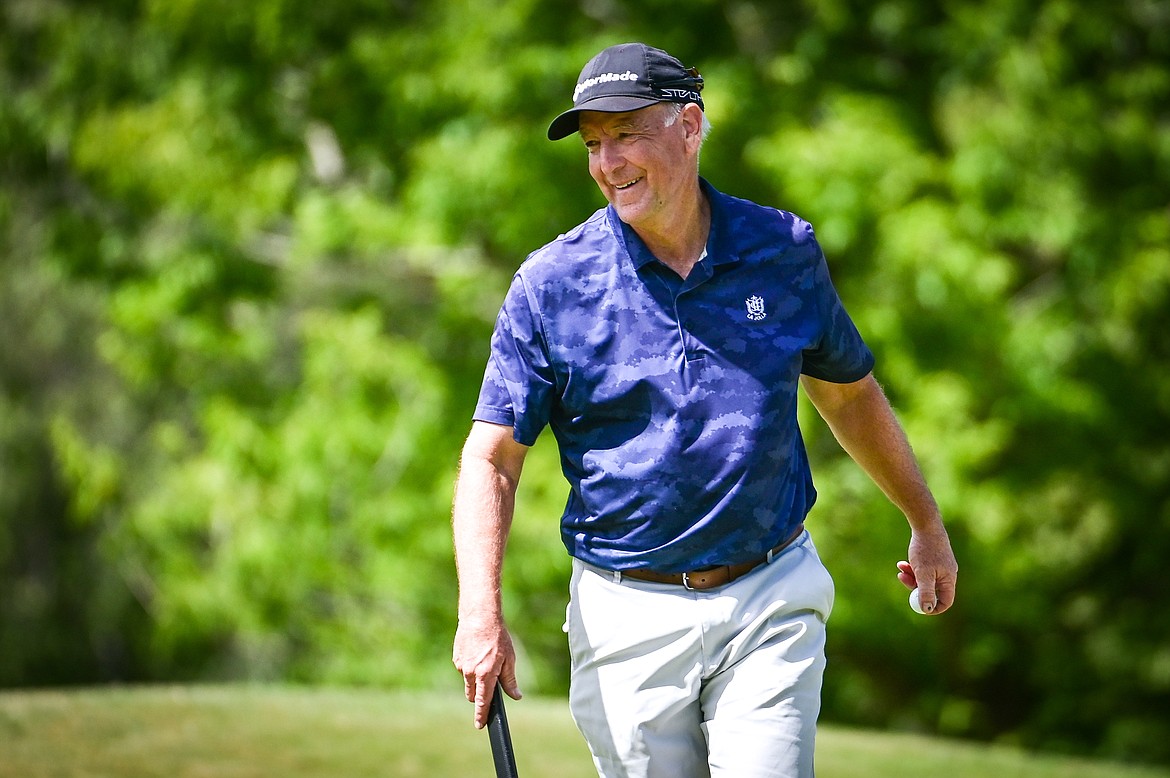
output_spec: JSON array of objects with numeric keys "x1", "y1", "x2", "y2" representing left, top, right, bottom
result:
[
  {"x1": 766, "y1": 547, "x2": 775, "y2": 564},
  {"x1": 612, "y1": 570, "x2": 622, "y2": 584}
]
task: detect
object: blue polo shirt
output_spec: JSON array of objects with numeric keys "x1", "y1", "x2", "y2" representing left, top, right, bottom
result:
[{"x1": 474, "y1": 179, "x2": 874, "y2": 572}]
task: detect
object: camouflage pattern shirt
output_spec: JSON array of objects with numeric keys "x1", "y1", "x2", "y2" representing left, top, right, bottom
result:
[{"x1": 474, "y1": 179, "x2": 874, "y2": 572}]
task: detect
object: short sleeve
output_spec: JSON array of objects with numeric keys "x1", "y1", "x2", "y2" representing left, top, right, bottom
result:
[
  {"x1": 473, "y1": 272, "x2": 557, "y2": 445},
  {"x1": 800, "y1": 246, "x2": 875, "y2": 383}
]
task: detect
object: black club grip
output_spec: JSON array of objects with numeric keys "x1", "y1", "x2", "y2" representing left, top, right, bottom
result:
[{"x1": 486, "y1": 682, "x2": 519, "y2": 778}]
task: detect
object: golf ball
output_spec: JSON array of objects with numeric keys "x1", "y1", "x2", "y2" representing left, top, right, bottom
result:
[{"x1": 909, "y1": 588, "x2": 926, "y2": 614}]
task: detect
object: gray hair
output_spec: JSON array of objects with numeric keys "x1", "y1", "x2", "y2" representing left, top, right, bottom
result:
[{"x1": 662, "y1": 102, "x2": 713, "y2": 143}]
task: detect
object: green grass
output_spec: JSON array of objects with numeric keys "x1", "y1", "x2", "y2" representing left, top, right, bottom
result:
[{"x1": 0, "y1": 685, "x2": 1166, "y2": 778}]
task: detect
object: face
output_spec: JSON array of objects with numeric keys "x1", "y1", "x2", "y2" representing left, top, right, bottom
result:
[{"x1": 578, "y1": 103, "x2": 702, "y2": 233}]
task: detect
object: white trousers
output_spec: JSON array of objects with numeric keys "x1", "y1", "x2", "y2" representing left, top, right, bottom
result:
[{"x1": 566, "y1": 531, "x2": 834, "y2": 778}]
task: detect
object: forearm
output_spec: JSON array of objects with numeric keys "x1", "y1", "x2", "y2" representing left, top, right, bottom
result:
[
  {"x1": 802, "y1": 374, "x2": 941, "y2": 532},
  {"x1": 452, "y1": 452, "x2": 519, "y2": 622},
  {"x1": 803, "y1": 373, "x2": 957, "y2": 612},
  {"x1": 451, "y1": 422, "x2": 529, "y2": 722}
]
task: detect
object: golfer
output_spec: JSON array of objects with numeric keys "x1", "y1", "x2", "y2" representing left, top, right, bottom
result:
[{"x1": 452, "y1": 42, "x2": 958, "y2": 778}]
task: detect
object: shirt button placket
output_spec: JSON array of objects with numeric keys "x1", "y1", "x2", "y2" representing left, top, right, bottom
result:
[{"x1": 676, "y1": 293, "x2": 695, "y2": 362}]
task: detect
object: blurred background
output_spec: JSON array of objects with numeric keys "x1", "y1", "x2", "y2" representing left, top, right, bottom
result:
[{"x1": 1, "y1": 0, "x2": 1168, "y2": 768}]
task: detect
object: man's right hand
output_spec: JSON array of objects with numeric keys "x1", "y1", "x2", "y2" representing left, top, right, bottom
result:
[{"x1": 452, "y1": 618, "x2": 523, "y2": 728}]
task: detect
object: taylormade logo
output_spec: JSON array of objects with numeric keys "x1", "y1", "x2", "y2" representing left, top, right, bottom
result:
[{"x1": 574, "y1": 70, "x2": 639, "y2": 101}]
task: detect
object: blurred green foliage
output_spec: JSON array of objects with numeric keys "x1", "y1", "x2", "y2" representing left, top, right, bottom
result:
[{"x1": 2, "y1": 0, "x2": 1168, "y2": 766}]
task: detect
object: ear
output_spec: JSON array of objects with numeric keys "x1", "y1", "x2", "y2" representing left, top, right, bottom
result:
[{"x1": 680, "y1": 102, "x2": 705, "y2": 153}]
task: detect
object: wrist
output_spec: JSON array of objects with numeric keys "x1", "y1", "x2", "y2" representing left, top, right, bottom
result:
[
  {"x1": 907, "y1": 511, "x2": 946, "y2": 536},
  {"x1": 458, "y1": 600, "x2": 504, "y2": 624}
]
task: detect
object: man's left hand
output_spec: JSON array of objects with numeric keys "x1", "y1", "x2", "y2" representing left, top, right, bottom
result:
[{"x1": 897, "y1": 526, "x2": 958, "y2": 615}]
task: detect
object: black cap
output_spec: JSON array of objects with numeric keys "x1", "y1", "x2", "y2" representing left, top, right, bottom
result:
[{"x1": 547, "y1": 43, "x2": 704, "y2": 141}]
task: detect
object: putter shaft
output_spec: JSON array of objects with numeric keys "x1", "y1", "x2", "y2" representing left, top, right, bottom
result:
[{"x1": 487, "y1": 682, "x2": 519, "y2": 778}]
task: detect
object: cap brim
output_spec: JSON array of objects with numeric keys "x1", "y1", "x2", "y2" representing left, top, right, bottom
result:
[{"x1": 546, "y1": 95, "x2": 663, "y2": 140}]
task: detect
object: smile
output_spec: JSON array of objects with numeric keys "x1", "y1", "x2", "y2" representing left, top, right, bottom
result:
[{"x1": 614, "y1": 177, "x2": 643, "y2": 190}]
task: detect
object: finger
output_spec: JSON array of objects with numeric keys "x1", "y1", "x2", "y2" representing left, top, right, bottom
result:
[
  {"x1": 933, "y1": 576, "x2": 957, "y2": 613},
  {"x1": 896, "y1": 561, "x2": 917, "y2": 590},
  {"x1": 473, "y1": 671, "x2": 497, "y2": 729},
  {"x1": 916, "y1": 577, "x2": 939, "y2": 614},
  {"x1": 463, "y1": 672, "x2": 475, "y2": 703},
  {"x1": 498, "y1": 661, "x2": 523, "y2": 701}
]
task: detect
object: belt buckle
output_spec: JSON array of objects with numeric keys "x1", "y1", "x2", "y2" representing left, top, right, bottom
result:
[{"x1": 681, "y1": 571, "x2": 696, "y2": 591}]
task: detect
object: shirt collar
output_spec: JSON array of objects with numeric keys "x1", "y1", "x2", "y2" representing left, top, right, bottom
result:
[{"x1": 607, "y1": 177, "x2": 741, "y2": 272}]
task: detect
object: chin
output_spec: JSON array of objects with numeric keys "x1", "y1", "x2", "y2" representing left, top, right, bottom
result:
[
  {"x1": 613, "y1": 206, "x2": 645, "y2": 227},
  {"x1": 612, "y1": 198, "x2": 649, "y2": 223}
]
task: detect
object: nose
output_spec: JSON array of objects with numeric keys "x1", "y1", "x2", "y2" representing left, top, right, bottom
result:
[{"x1": 596, "y1": 138, "x2": 625, "y2": 176}]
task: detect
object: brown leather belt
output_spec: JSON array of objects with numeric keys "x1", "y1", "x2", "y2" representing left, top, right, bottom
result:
[{"x1": 620, "y1": 524, "x2": 805, "y2": 591}]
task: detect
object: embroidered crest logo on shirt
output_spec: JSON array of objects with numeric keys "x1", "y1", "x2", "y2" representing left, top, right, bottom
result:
[{"x1": 745, "y1": 295, "x2": 767, "y2": 321}]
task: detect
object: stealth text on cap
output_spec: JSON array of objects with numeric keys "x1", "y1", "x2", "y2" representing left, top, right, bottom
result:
[{"x1": 574, "y1": 71, "x2": 639, "y2": 102}]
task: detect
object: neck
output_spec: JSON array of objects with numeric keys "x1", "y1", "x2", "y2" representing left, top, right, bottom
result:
[{"x1": 631, "y1": 178, "x2": 710, "y2": 279}]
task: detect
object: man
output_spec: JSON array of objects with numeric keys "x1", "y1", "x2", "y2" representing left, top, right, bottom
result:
[{"x1": 452, "y1": 42, "x2": 958, "y2": 777}]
